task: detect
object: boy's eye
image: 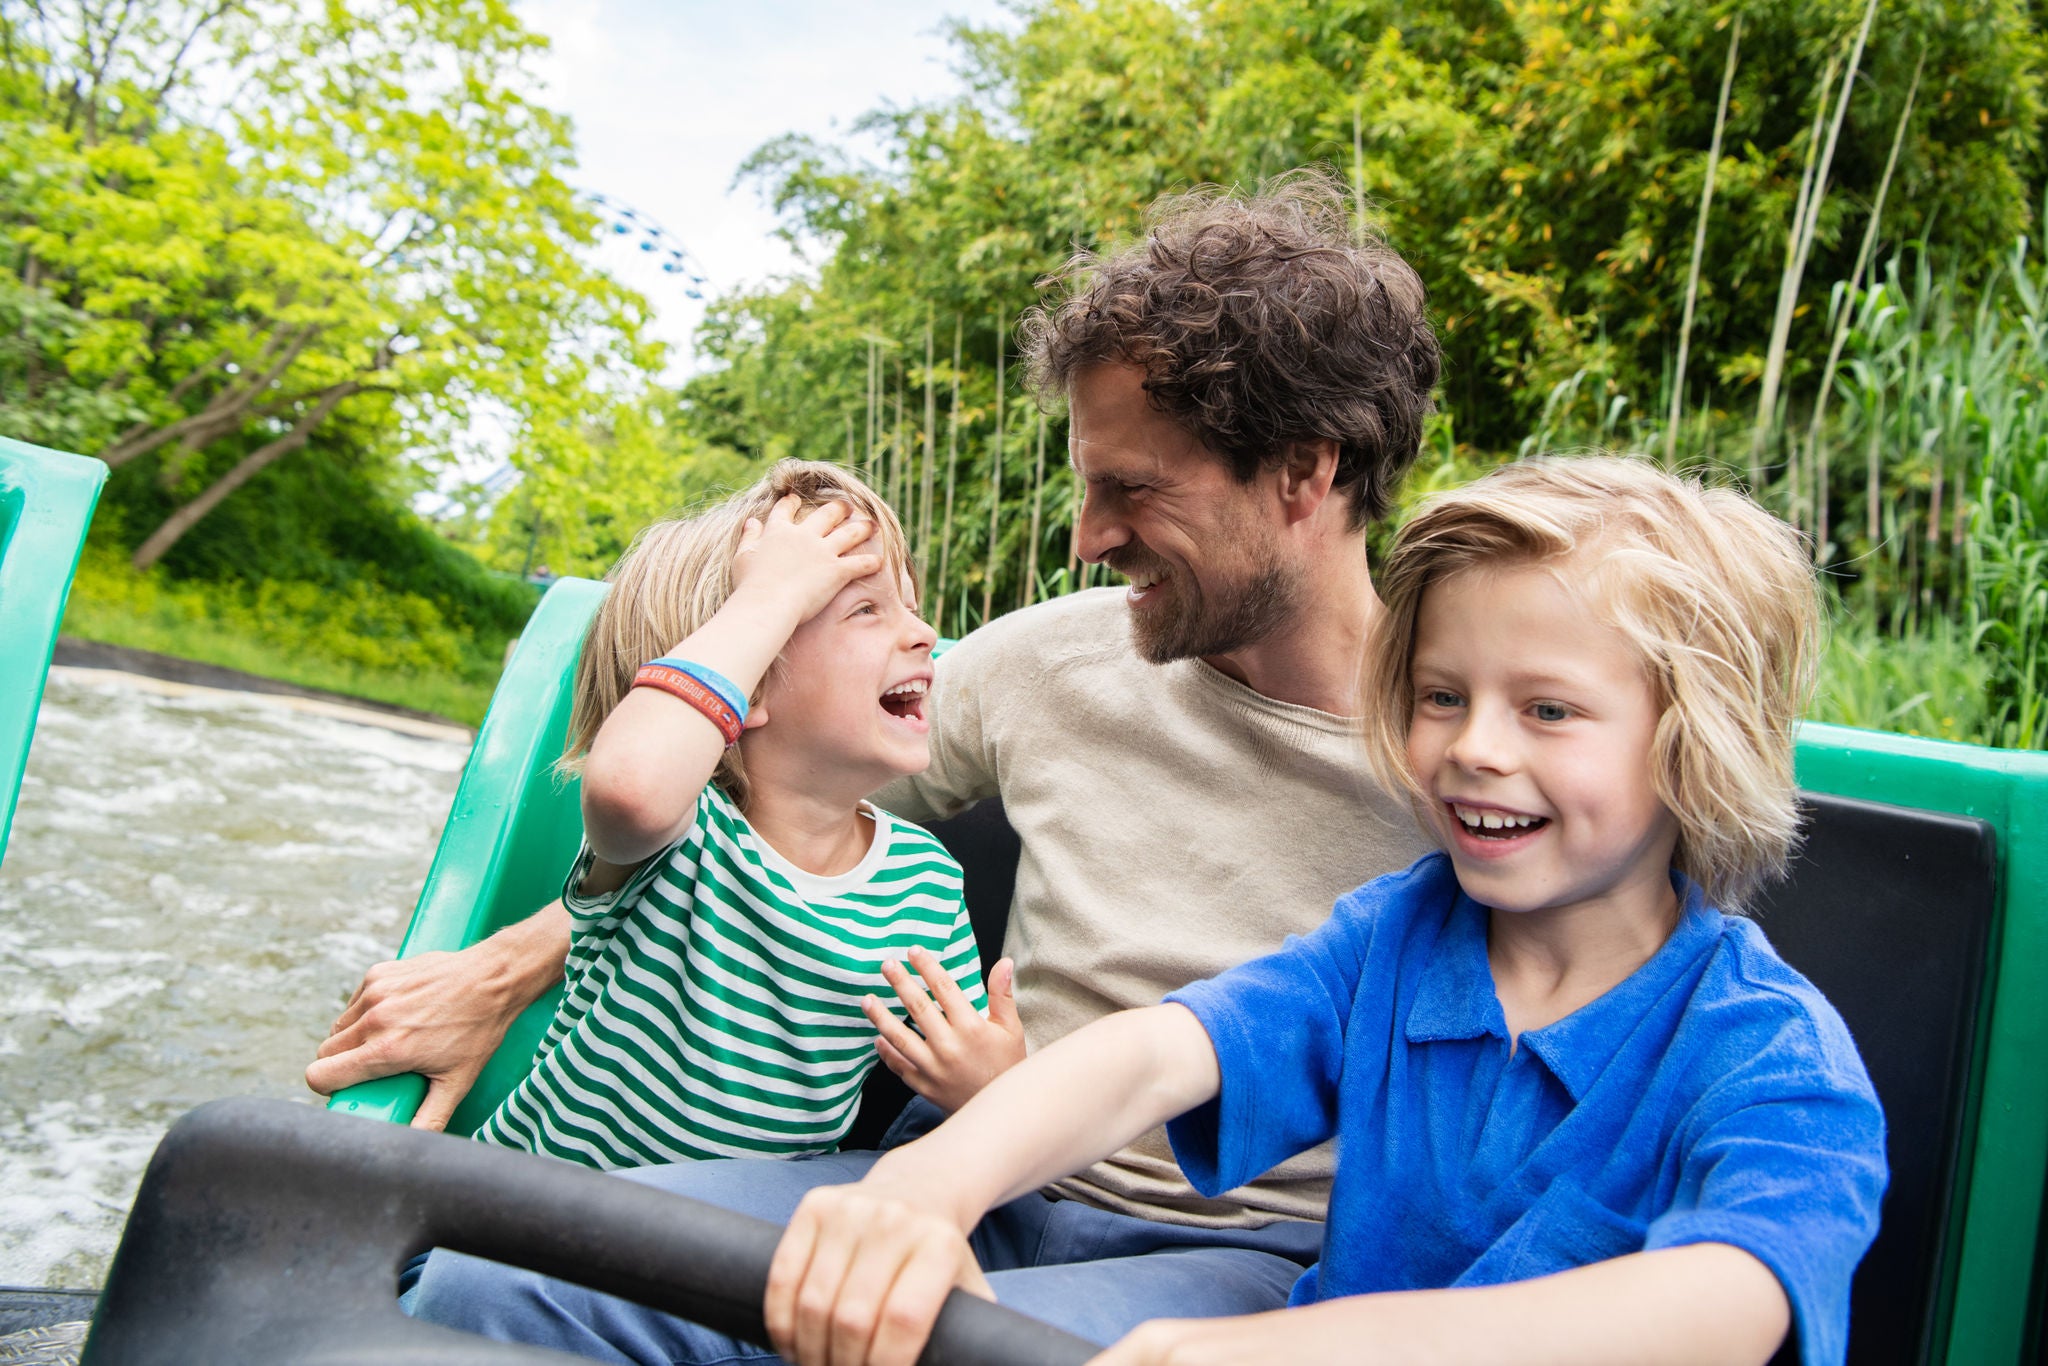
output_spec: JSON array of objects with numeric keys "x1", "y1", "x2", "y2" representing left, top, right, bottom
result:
[{"x1": 1532, "y1": 701, "x2": 1572, "y2": 722}]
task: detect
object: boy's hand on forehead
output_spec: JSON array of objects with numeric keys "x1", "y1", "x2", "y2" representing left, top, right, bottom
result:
[{"x1": 732, "y1": 493, "x2": 888, "y2": 624}]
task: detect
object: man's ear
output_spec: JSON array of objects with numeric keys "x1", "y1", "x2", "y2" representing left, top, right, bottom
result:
[{"x1": 1276, "y1": 438, "x2": 1342, "y2": 525}]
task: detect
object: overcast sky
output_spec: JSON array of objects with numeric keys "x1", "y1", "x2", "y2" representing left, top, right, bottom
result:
[{"x1": 517, "y1": 0, "x2": 1016, "y2": 377}]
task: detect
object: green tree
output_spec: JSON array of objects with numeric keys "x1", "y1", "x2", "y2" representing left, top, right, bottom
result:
[{"x1": 1, "y1": 0, "x2": 660, "y2": 568}]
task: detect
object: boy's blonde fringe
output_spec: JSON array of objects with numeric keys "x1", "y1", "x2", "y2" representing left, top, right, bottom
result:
[
  {"x1": 560, "y1": 460, "x2": 911, "y2": 809},
  {"x1": 1360, "y1": 455, "x2": 1821, "y2": 912}
]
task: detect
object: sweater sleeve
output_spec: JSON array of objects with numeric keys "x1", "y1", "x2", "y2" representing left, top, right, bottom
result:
[{"x1": 1162, "y1": 863, "x2": 1430, "y2": 1197}]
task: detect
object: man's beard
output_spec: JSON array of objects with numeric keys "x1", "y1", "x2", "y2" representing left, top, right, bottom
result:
[{"x1": 1108, "y1": 545, "x2": 1299, "y2": 664}]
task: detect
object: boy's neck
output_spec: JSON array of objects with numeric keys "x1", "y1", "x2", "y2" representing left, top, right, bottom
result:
[
  {"x1": 1485, "y1": 876, "x2": 1682, "y2": 1048},
  {"x1": 741, "y1": 779, "x2": 876, "y2": 878}
]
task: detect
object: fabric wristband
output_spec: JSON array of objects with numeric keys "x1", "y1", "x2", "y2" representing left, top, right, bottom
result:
[
  {"x1": 632, "y1": 663, "x2": 744, "y2": 746},
  {"x1": 646, "y1": 657, "x2": 748, "y2": 723}
]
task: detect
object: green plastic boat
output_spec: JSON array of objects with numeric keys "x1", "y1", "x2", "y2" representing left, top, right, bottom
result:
[
  {"x1": 0, "y1": 436, "x2": 104, "y2": 864},
  {"x1": 324, "y1": 576, "x2": 2048, "y2": 1363}
]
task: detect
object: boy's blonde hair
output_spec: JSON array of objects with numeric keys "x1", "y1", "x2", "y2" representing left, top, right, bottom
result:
[
  {"x1": 1360, "y1": 455, "x2": 1820, "y2": 911},
  {"x1": 562, "y1": 459, "x2": 912, "y2": 807}
]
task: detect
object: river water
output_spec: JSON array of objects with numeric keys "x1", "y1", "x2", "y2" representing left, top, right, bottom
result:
[{"x1": 0, "y1": 671, "x2": 468, "y2": 1288}]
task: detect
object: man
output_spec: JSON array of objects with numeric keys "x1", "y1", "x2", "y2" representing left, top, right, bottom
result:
[{"x1": 310, "y1": 168, "x2": 1443, "y2": 1355}]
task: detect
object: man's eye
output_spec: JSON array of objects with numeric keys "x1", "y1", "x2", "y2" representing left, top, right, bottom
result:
[{"x1": 1532, "y1": 701, "x2": 1571, "y2": 722}]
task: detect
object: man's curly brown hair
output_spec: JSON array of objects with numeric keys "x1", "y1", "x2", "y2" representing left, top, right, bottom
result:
[{"x1": 1020, "y1": 169, "x2": 1441, "y2": 530}]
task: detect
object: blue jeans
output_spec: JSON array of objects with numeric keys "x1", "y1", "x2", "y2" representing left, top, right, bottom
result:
[{"x1": 409, "y1": 1101, "x2": 1322, "y2": 1363}]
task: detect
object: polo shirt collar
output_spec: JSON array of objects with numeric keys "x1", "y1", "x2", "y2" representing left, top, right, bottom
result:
[
  {"x1": 1521, "y1": 876, "x2": 1719, "y2": 1100},
  {"x1": 1405, "y1": 888, "x2": 1506, "y2": 1043},
  {"x1": 1403, "y1": 874, "x2": 1723, "y2": 1099}
]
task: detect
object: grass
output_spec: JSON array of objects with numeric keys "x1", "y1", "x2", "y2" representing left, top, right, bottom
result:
[
  {"x1": 60, "y1": 549, "x2": 510, "y2": 726},
  {"x1": 1810, "y1": 611, "x2": 1994, "y2": 744}
]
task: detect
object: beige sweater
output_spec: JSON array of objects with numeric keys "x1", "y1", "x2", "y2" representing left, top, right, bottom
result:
[{"x1": 878, "y1": 589, "x2": 1428, "y2": 1229}]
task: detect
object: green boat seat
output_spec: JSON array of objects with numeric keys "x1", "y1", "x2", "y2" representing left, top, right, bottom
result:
[
  {"x1": 331, "y1": 580, "x2": 2048, "y2": 1363},
  {"x1": 0, "y1": 437, "x2": 104, "y2": 862}
]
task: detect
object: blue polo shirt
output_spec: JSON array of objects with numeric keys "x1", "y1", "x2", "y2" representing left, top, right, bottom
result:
[{"x1": 1164, "y1": 853, "x2": 1885, "y2": 1366}]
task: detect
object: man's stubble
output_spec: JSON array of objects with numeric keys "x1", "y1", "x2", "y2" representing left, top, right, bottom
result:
[{"x1": 1107, "y1": 535, "x2": 1301, "y2": 666}]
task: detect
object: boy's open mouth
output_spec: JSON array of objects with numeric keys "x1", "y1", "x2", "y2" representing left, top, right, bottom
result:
[
  {"x1": 1450, "y1": 803, "x2": 1549, "y2": 841},
  {"x1": 880, "y1": 678, "x2": 929, "y2": 723}
]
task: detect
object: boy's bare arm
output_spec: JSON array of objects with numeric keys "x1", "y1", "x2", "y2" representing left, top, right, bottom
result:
[
  {"x1": 1091, "y1": 1242, "x2": 1790, "y2": 1366},
  {"x1": 306, "y1": 901, "x2": 572, "y2": 1131},
  {"x1": 762, "y1": 1003, "x2": 1220, "y2": 1366},
  {"x1": 582, "y1": 496, "x2": 881, "y2": 865}
]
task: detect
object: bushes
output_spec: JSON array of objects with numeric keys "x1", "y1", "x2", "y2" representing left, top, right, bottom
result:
[
  {"x1": 62, "y1": 546, "x2": 508, "y2": 724},
  {"x1": 67, "y1": 433, "x2": 540, "y2": 726}
]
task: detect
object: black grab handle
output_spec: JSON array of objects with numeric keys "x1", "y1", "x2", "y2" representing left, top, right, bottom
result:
[{"x1": 84, "y1": 1097, "x2": 1098, "y2": 1366}]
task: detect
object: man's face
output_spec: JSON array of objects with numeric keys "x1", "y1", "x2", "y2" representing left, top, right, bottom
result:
[{"x1": 1068, "y1": 364, "x2": 1297, "y2": 664}]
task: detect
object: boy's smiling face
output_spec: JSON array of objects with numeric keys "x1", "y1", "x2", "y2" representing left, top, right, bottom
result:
[
  {"x1": 749, "y1": 545, "x2": 937, "y2": 797},
  {"x1": 1405, "y1": 560, "x2": 1681, "y2": 929}
]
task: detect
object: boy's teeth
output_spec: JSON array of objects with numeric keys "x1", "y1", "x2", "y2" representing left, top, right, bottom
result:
[
  {"x1": 882, "y1": 680, "x2": 928, "y2": 698},
  {"x1": 1454, "y1": 804, "x2": 1538, "y2": 830}
]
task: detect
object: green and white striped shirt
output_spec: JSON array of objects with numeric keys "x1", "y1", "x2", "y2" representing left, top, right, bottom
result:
[{"x1": 477, "y1": 783, "x2": 984, "y2": 1169}]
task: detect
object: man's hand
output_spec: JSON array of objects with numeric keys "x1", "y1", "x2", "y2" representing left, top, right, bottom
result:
[
  {"x1": 763, "y1": 1183, "x2": 995, "y2": 1366},
  {"x1": 305, "y1": 903, "x2": 569, "y2": 1131},
  {"x1": 865, "y1": 950, "x2": 1026, "y2": 1112}
]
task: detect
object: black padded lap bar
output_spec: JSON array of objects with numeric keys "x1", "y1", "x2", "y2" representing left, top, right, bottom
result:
[
  {"x1": 1752, "y1": 793, "x2": 1997, "y2": 1365},
  {"x1": 881, "y1": 794, "x2": 1999, "y2": 1365},
  {"x1": 85, "y1": 1098, "x2": 1096, "y2": 1366}
]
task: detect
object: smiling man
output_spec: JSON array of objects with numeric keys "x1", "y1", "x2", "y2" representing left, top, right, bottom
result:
[{"x1": 342, "y1": 169, "x2": 1445, "y2": 1356}]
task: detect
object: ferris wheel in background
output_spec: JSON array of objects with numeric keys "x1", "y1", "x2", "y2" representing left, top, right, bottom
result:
[{"x1": 585, "y1": 191, "x2": 710, "y2": 299}]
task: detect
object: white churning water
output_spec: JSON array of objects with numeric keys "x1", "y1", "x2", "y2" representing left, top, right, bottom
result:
[{"x1": 0, "y1": 671, "x2": 468, "y2": 1287}]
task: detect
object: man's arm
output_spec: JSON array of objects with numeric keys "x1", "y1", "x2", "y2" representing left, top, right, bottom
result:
[
  {"x1": 305, "y1": 901, "x2": 571, "y2": 1132},
  {"x1": 1092, "y1": 1242, "x2": 1789, "y2": 1366},
  {"x1": 762, "y1": 1003, "x2": 1220, "y2": 1366}
]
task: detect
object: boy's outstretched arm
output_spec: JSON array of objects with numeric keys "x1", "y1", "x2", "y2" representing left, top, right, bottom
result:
[
  {"x1": 1091, "y1": 1242, "x2": 1789, "y2": 1366},
  {"x1": 762, "y1": 1003, "x2": 1220, "y2": 1366},
  {"x1": 581, "y1": 495, "x2": 881, "y2": 865}
]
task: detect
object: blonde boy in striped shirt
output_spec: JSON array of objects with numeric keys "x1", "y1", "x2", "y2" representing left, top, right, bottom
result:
[{"x1": 476, "y1": 462, "x2": 1022, "y2": 1169}]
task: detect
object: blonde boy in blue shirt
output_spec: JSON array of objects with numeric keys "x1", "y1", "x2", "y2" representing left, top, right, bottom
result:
[{"x1": 767, "y1": 457, "x2": 1886, "y2": 1366}]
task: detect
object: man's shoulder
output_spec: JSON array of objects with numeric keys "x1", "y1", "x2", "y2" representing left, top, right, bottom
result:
[{"x1": 941, "y1": 588, "x2": 1134, "y2": 677}]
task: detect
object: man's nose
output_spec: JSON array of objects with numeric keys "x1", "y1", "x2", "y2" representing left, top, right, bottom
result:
[{"x1": 1073, "y1": 485, "x2": 1128, "y2": 564}]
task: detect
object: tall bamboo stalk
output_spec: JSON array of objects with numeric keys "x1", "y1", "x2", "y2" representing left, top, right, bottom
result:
[
  {"x1": 1753, "y1": 0, "x2": 1880, "y2": 496},
  {"x1": 1667, "y1": 15, "x2": 1740, "y2": 469},
  {"x1": 864, "y1": 336, "x2": 878, "y2": 483},
  {"x1": 1752, "y1": 58, "x2": 1837, "y2": 494},
  {"x1": 920, "y1": 309, "x2": 937, "y2": 588},
  {"x1": 1023, "y1": 408, "x2": 1047, "y2": 607},
  {"x1": 1807, "y1": 49, "x2": 1922, "y2": 561},
  {"x1": 983, "y1": 311, "x2": 1006, "y2": 627},
  {"x1": 1351, "y1": 103, "x2": 1368, "y2": 247},
  {"x1": 891, "y1": 356, "x2": 906, "y2": 514},
  {"x1": 937, "y1": 316, "x2": 963, "y2": 636}
]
